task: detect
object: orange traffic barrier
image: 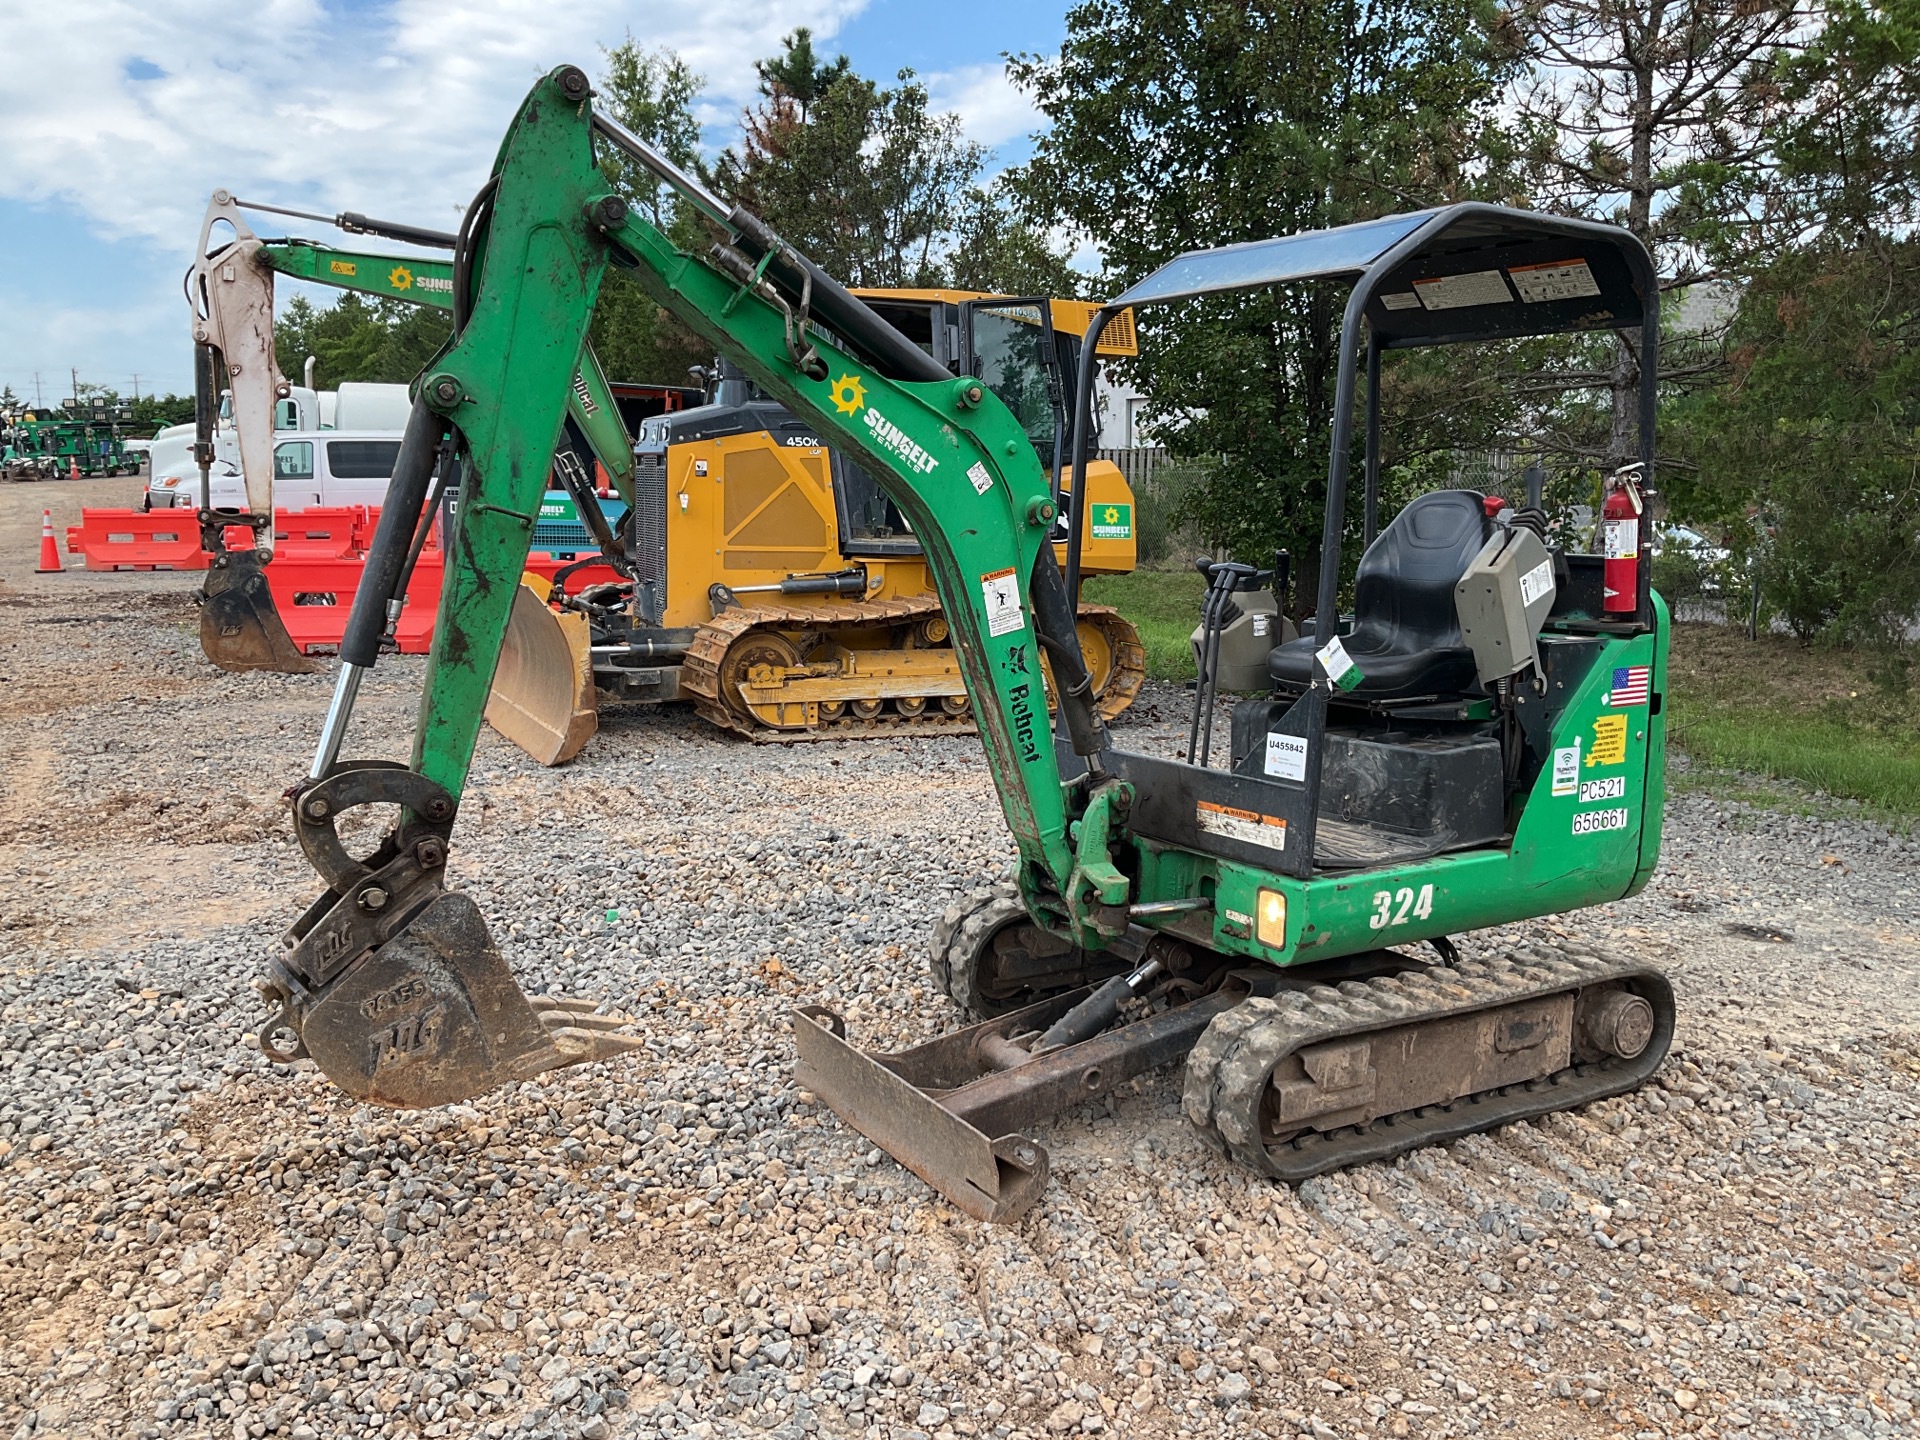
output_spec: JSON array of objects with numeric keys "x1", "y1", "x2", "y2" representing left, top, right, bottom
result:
[
  {"x1": 63, "y1": 509, "x2": 209, "y2": 571},
  {"x1": 68, "y1": 457, "x2": 79, "y2": 481},
  {"x1": 273, "y1": 507, "x2": 365, "y2": 560},
  {"x1": 35, "y1": 510, "x2": 63, "y2": 573}
]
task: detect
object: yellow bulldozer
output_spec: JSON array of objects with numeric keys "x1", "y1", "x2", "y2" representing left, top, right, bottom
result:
[{"x1": 491, "y1": 291, "x2": 1147, "y2": 759}]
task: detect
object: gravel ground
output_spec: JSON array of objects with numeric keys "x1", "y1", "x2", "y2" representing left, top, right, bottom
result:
[{"x1": 3, "y1": 476, "x2": 1919, "y2": 1440}]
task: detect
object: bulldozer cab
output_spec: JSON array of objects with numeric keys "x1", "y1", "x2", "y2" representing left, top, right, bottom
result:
[{"x1": 1062, "y1": 203, "x2": 1661, "y2": 882}]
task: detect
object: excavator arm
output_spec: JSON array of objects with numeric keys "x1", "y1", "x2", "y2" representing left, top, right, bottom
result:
[
  {"x1": 262, "y1": 65, "x2": 1114, "y2": 1107},
  {"x1": 186, "y1": 192, "x2": 643, "y2": 673}
]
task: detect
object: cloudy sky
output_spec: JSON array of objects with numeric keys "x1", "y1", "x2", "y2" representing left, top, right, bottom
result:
[{"x1": 0, "y1": 0, "x2": 1068, "y2": 405}]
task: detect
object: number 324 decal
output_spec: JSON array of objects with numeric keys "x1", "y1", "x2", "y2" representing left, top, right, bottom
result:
[{"x1": 1369, "y1": 883, "x2": 1435, "y2": 930}]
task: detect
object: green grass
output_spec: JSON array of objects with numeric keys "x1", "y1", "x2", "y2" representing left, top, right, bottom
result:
[
  {"x1": 1083, "y1": 570, "x2": 1206, "y2": 682},
  {"x1": 1663, "y1": 623, "x2": 1920, "y2": 819}
]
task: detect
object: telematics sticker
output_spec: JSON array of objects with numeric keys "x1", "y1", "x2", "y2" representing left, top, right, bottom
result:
[
  {"x1": 966, "y1": 461, "x2": 993, "y2": 495},
  {"x1": 1519, "y1": 558, "x2": 1554, "y2": 606},
  {"x1": 1572, "y1": 807, "x2": 1629, "y2": 835},
  {"x1": 1264, "y1": 732, "x2": 1309, "y2": 783},
  {"x1": 1579, "y1": 775, "x2": 1627, "y2": 802},
  {"x1": 1551, "y1": 740, "x2": 1580, "y2": 797},
  {"x1": 980, "y1": 568, "x2": 1025, "y2": 637},
  {"x1": 1379, "y1": 292, "x2": 1421, "y2": 311},
  {"x1": 1196, "y1": 800, "x2": 1287, "y2": 852},
  {"x1": 1508, "y1": 259, "x2": 1601, "y2": 304},
  {"x1": 1412, "y1": 269, "x2": 1513, "y2": 310}
]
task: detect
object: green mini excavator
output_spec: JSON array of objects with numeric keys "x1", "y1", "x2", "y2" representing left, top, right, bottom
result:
[{"x1": 255, "y1": 66, "x2": 1673, "y2": 1222}]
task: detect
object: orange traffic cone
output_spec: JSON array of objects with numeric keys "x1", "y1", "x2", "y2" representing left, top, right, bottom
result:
[
  {"x1": 68, "y1": 456, "x2": 79, "y2": 481},
  {"x1": 36, "y1": 509, "x2": 63, "y2": 573}
]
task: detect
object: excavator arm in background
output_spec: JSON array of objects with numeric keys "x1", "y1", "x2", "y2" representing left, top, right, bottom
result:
[
  {"x1": 186, "y1": 191, "x2": 640, "y2": 675},
  {"x1": 259, "y1": 65, "x2": 1102, "y2": 1110}
]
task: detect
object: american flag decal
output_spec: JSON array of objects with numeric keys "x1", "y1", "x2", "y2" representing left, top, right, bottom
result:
[{"x1": 1607, "y1": 665, "x2": 1651, "y2": 706}]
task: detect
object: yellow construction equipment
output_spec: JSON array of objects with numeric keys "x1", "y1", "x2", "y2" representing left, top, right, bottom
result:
[{"x1": 495, "y1": 291, "x2": 1146, "y2": 749}]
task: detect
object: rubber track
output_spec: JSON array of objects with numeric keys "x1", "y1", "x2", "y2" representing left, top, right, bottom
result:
[
  {"x1": 681, "y1": 597, "x2": 1147, "y2": 743},
  {"x1": 1181, "y1": 942, "x2": 1671, "y2": 1181},
  {"x1": 929, "y1": 884, "x2": 1030, "y2": 1018}
]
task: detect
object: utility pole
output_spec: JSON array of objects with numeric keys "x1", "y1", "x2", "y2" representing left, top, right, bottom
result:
[
  {"x1": 131, "y1": 374, "x2": 141, "y2": 404},
  {"x1": 34, "y1": 372, "x2": 42, "y2": 407},
  {"x1": 71, "y1": 367, "x2": 80, "y2": 409}
]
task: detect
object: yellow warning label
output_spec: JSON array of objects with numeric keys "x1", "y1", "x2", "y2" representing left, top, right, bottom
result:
[
  {"x1": 1586, "y1": 713, "x2": 1628, "y2": 767},
  {"x1": 329, "y1": 259, "x2": 356, "y2": 276}
]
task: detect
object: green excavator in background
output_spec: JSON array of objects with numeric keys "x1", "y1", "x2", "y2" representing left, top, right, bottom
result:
[{"x1": 253, "y1": 66, "x2": 1673, "y2": 1222}]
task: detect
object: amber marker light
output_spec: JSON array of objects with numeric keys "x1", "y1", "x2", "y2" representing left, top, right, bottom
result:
[{"x1": 1256, "y1": 889, "x2": 1287, "y2": 949}]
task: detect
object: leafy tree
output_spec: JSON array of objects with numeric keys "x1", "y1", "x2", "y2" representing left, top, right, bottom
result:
[
  {"x1": 944, "y1": 185, "x2": 1088, "y2": 298},
  {"x1": 713, "y1": 43, "x2": 989, "y2": 287},
  {"x1": 1676, "y1": 2, "x2": 1920, "y2": 644},
  {"x1": 1509, "y1": 1, "x2": 1808, "y2": 472},
  {"x1": 273, "y1": 292, "x2": 451, "y2": 390},
  {"x1": 1010, "y1": 0, "x2": 1525, "y2": 599},
  {"x1": 1697, "y1": 245, "x2": 1920, "y2": 644},
  {"x1": 589, "y1": 37, "x2": 713, "y2": 386}
]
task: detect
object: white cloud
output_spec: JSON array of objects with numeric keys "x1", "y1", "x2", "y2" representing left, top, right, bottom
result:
[
  {"x1": 0, "y1": 0, "x2": 868, "y2": 250},
  {"x1": 926, "y1": 62, "x2": 1040, "y2": 152}
]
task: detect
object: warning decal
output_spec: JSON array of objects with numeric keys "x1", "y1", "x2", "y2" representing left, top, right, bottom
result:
[
  {"x1": 1412, "y1": 269, "x2": 1513, "y2": 310},
  {"x1": 1196, "y1": 800, "x2": 1287, "y2": 852},
  {"x1": 1519, "y1": 558, "x2": 1555, "y2": 607},
  {"x1": 1508, "y1": 259, "x2": 1602, "y2": 304},
  {"x1": 980, "y1": 568, "x2": 1025, "y2": 637}
]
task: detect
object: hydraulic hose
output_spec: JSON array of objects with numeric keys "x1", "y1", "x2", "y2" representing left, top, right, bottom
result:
[{"x1": 340, "y1": 401, "x2": 446, "y2": 669}]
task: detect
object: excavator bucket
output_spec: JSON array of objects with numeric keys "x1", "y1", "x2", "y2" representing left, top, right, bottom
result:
[
  {"x1": 200, "y1": 550, "x2": 320, "y2": 674},
  {"x1": 284, "y1": 889, "x2": 640, "y2": 1108},
  {"x1": 485, "y1": 575, "x2": 598, "y2": 765},
  {"x1": 263, "y1": 762, "x2": 644, "y2": 1107}
]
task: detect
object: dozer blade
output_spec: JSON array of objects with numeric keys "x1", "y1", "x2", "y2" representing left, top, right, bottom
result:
[
  {"x1": 484, "y1": 575, "x2": 598, "y2": 765},
  {"x1": 199, "y1": 550, "x2": 319, "y2": 674},
  {"x1": 274, "y1": 888, "x2": 645, "y2": 1108}
]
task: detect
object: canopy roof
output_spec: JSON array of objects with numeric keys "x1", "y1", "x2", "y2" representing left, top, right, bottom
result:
[{"x1": 1111, "y1": 202, "x2": 1653, "y2": 349}]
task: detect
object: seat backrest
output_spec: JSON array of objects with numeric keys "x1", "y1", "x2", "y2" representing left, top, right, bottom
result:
[{"x1": 1352, "y1": 490, "x2": 1488, "y2": 646}]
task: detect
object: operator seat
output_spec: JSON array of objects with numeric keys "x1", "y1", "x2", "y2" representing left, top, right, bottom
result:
[{"x1": 1268, "y1": 489, "x2": 1490, "y2": 700}]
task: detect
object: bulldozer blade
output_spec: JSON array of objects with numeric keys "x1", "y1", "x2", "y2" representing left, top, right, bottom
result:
[
  {"x1": 199, "y1": 550, "x2": 320, "y2": 674},
  {"x1": 485, "y1": 575, "x2": 597, "y2": 765},
  {"x1": 293, "y1": 888, "x2": 643, "y2": 1108},
  {"x1": 793, "y1": 1004, "x2": 1051, "y2": 1224}
]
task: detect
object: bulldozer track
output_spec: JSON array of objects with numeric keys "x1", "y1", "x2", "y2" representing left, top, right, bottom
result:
[
  {"x1": 681, "y1": 597, "x2": 1147, "y2": 743},
  {"x1": 1181, "y1": 942, "x2": 1672, "y2": 1181}
]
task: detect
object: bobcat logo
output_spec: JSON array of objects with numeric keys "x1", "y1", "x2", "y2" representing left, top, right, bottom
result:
[{"x1": 1001, "y1": 643, "x2": 1031, "y2": 676}]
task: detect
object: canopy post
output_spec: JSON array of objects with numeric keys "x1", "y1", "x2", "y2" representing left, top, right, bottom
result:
[{"x1": 1363, "y1": 335, "x2": 1381, "y2": 547}]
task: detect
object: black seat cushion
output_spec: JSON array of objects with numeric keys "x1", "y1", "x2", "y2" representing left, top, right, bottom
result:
[{"x1": 1269, "y1": 490, "x2": 1489, "y2": 700}]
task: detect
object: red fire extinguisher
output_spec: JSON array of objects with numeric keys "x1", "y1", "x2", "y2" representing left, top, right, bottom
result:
[{"x1": 1601, "y1": 463, "x2": 1645, "y2": 613}]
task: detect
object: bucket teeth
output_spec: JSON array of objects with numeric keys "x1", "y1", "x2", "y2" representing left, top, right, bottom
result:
[{"x1": 287, "y1": 891, "x2": 647, "y2": 1107}]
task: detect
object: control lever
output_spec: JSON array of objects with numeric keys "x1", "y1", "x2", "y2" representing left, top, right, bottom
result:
[{"x1": 1186, "y1": 558, "x2": 1261, "y2": 768}]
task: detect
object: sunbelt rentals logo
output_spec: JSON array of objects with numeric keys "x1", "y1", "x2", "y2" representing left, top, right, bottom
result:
[
  {"x1": 826, "y1": 371, "x2": 937, "y2": 475},
  {"x1": 1091, "y1": 502, "x2": 1132, "y2": 539}
]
